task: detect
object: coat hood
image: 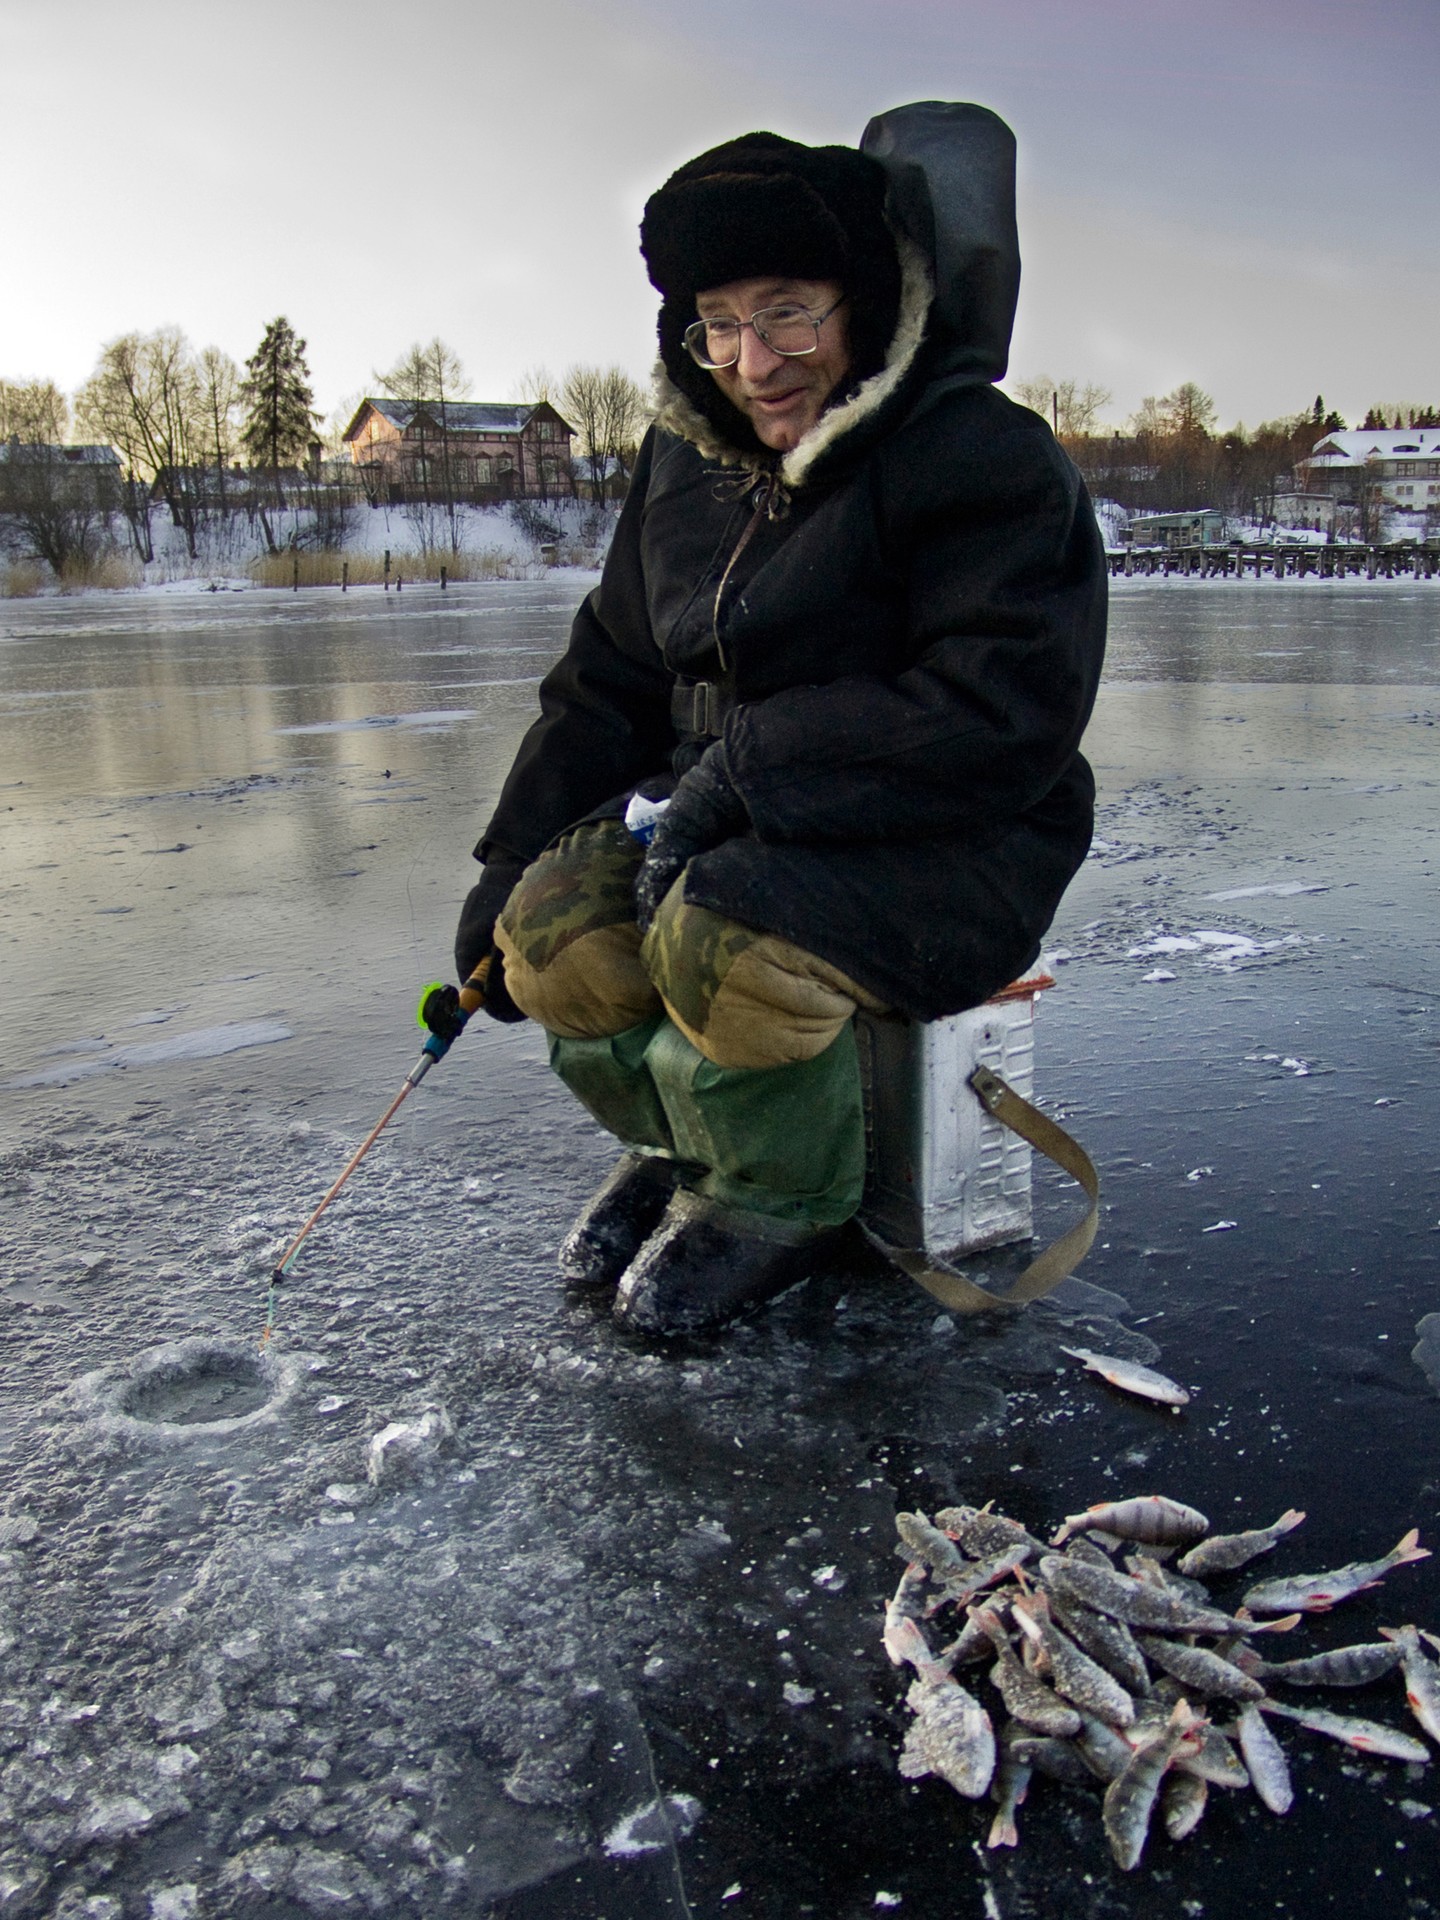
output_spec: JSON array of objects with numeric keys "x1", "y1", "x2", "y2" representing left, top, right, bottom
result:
[
  {"x1": 860, "y1": 101, "x2": 1019, "y2": 389},
  {"x1": 653, "y1": 100, "x2": 1021, "y2": 488}
]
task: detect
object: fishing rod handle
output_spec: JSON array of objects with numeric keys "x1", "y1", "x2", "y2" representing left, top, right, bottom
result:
[{"x1": 458, "y1": 953, "x2": 492, "y2": 1015}]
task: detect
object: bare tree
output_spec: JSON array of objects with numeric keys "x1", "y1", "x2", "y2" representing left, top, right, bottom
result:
[
  {"x1": 1011, "y1": 374, "x2": 1113, "y2": 440},
  {"x1": 197, "y1": 346, "x2": 241, "y2": 515},
  {"x1": 0, "y1": 379, "x2": 70, "y2": 444},
  {"x1": 516, "y1": 365, "x2": 558, "y2": 405},
  {"x1": 75, "y1": 329, "x2": 207, "y2": 559},
  {"x1": 560, "y1": 364, "x2": 650, "y2": 501},
  {"x1": 598, "y1": 368, "x2": 651, "y2": 489},
  {"x1": 377, "y1": 338, "x2": 470, "y2": 549}
]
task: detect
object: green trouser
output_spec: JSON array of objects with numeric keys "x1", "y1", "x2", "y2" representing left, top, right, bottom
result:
[{"x1": 548, "y1": 1014, "x2": 866, "y2": 1229}]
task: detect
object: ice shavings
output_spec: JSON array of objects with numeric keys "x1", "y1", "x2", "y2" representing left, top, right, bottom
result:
[
  {"x1": 602, "y1": 1794, "x2": 702, "y2": 1858},
  {"x1": 1205, "y1": 881, "x2": 1330, "y2": 901},
  {"x1": 6, "y1": 1020, "x2": 292, "y2": 1087},
  {"x1": 1127, "y1": 926, "x2": 1305, "y2": 971}
]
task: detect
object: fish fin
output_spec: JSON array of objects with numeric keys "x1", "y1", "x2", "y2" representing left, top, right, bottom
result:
[
  {"x1": 1050, "y1": 1523, "x2": 1075, "y2": 1545},
  {"x1": 1392, "y1": 1530, "x2": 1430, "y2": 1566},
  {"x1": 1378, "y1": 1625, "x2": 1407, "y2": 1645},
  {"x1": 1248, "y1": 1613, "x2": 1304, "y2": 1635},
  {"x1": 986, "y1": 1812, "x2": 1019, "y2": 1849},
  {"x1": 1273, "y1": 1509, "x2": 1306, "y2": 1534}
]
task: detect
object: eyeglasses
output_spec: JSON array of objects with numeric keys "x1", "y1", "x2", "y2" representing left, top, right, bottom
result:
[{"x1": 682, "y1": 298, "x2": 845, "y2": 370}]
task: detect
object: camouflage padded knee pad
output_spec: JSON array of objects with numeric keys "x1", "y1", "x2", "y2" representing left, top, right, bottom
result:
[
  {"x1": 641, "y1": 887, "x2": 885, "y2": 1071},
  {"x1": 495, "y1": 822, "x2": 661, "y2": 1039}
]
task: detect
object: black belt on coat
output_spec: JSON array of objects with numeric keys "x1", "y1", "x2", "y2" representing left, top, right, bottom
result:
[{"x1": 670, "y1": 679, "x2": 734, "y2": 739}]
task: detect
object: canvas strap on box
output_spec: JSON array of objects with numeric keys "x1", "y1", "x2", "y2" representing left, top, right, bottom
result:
[{"x1": 876, "y1": 1064, "x2": 1099, "y2": 1314}]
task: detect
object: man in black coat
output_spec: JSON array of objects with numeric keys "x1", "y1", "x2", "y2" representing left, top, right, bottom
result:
[{"x1": 449, "y1": 102, "x2": 1107, "y2": 1335}]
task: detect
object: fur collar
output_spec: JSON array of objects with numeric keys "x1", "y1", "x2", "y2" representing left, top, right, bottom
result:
[{"x1": 652, "y1": 231, "x2": 933, "y2": 491}]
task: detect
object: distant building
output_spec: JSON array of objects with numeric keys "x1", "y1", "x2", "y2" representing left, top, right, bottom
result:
[
  {"x1": 1299, "y1": 428, "x2": 1440, "y2": 517},
  {"x1": 342, "y1": 399, "x2": 573, "y2": 503},
  {"x1": 1125, "y1": 508, "x2": 1227, "y2": 548},
  {"x1": 1271, "y1": 491, "x2": 1337, "y2": 535},
  {"x1": 0, "y1": 438, "x2": 120, "y2": 485}
]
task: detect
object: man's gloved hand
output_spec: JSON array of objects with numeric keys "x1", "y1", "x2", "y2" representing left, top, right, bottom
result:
[
  {"x1": 454, "y1": 856, "x2": 528, "y2": 1023},
  {"x1": 634, "y1": 740, "x2": 748, "y2": 933}
]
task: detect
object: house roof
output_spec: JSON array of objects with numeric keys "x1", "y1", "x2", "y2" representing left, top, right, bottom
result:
[
  {"x1": 342, "y1": 398, "x2": 572, "y2": 442},
  {"x1": 1306, "y1": 428, "x2": 1440, "y2": 467},
  {"x1": 0, "y1": 441, "x2": 121, "y2": 466}
]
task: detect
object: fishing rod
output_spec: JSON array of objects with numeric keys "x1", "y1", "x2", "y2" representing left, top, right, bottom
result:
[{"x1": 261, "y1": 961, "x2": 491, "y2": 1344}]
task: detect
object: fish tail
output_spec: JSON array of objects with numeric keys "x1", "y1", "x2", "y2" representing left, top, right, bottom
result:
[
  {"x1": 1273, "y1": 1508, "x2": 1306, "y2": 1535},
  {"x1": 1391, "y1": 1529, "x2": 1429, "y2": 1566},
  {"x1": 986, "y1": 1811, "x2": 1019, "y2": 1848}
]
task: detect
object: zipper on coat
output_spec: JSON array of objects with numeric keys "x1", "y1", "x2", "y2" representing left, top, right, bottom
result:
[{"x1": 711, "y1": 470, "x2": 789, "y2": 673}]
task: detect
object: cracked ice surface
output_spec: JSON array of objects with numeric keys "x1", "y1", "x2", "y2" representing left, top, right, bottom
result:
[{"x1": 2, "y1": 578, "x2": 1440, "y2": 1917}]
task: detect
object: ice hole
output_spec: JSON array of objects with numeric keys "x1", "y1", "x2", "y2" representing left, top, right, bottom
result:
[{"x1": 118, "y1": 1346, "x2": 274, "y2": 1427}]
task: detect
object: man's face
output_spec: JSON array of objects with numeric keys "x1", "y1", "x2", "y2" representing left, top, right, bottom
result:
[{"x1": 695, "y1": 275, "x2": 851, "y2": 453}]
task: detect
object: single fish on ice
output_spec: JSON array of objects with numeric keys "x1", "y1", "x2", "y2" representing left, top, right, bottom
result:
[
  {"x1": 1177, "y1": 1510, "x2": 1306, "y2": 1578},
  {"x1": 1060, "y1": 1347, "x2": 1191, "y2": 1407},
  {"x1": 1137, "y1": 1634, "x2": 1265, "y2": 1702},
  {"x1": 899, "y1": 1675, "x2": 997, "y2": 1798},
  {"x1": 1052, "y1": 1494, "x2": 1208, "y2": 1549},
  {"x1": 1235, "y1": 1702, "x2": 1294, "y2": 1815},
  {"x1": 1252, "y1": 1641, "x2": 1404, "y2": 1689},
  {"x1": 1260, "y1": 1699, "x2": 1431, "y2": 1764},
  {"x1": 1243, "y1": 1529, "x2": 1429, "y2": 1614}
]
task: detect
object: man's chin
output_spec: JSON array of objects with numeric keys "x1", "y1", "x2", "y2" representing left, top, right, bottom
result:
[{"x1": 749, "y1": 403, "x2": 817, "y2": 452}]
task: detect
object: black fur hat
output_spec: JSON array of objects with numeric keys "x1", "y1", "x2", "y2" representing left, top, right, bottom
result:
[{"x1": 641, "y1": 131, "x2": 902, "y2": 454}]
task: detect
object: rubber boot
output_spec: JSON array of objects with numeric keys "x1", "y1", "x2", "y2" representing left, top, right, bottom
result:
[
  {"x1": 641, "y1": 1017, "x2": 866, "y2": 1228},
  {"x1": 557, "y1": 1152, "x2": 686, "y2": 1290},
  {"x1": 547, "y1": 1017, "x2": 684, "y2": 1289},
  {"x1": 613, "y1": 1188, "x2": 838, "y2": 1335},
  {"x1": 547, "y1": 1015, "x2": 675, "y2": 1153}
]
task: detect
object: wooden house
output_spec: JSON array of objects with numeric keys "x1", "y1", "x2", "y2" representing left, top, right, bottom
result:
[{"x1": 341, "y1": 399, "x2": 574, "y2": 504}]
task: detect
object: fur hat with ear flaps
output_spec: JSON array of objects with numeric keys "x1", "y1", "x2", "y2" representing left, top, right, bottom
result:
[{"x1": 640, "y1": 131, "x2": 903, "y2": 460}]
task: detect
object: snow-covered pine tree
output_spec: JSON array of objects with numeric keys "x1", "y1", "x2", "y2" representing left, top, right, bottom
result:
[{"x1": 240, "y1": 318, "x2": 317, "y2": 508}]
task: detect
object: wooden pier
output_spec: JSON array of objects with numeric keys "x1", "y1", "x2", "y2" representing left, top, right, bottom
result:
[{"x1": 1107, "y1": 544, "x2": 1440, "y2": 580}]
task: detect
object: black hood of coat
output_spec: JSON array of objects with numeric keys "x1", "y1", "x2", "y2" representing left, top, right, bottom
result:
[
  {"x1": 860, "y1": 100, "x2": 1019, "y2": 388},
  {"x1": 653, "y1": 100, "x2": 1022, "y2": 486}
]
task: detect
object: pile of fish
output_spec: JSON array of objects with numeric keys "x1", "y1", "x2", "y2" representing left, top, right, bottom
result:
[{"x1": 882, "y1": 1493, "x2": 1439, "y2": 1869}]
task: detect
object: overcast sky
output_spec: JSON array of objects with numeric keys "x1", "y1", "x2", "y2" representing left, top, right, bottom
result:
[{"x1": 4, "y1": 0, "x2": 1436, "y2": 433}]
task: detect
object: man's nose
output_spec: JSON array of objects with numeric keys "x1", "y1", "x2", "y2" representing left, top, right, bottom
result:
[{"x1": 735, "y1": 325, "x2": 786, "y2": 383}]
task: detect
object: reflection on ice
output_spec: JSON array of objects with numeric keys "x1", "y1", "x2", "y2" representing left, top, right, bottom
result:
[{"x1": 7, "y1": 1019, "x2": 292, "y2": 1087}]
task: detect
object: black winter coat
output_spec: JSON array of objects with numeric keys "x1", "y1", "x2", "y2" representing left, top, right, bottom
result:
[{"x1": 479, "y1": 103, "x2": 1107, "y2": 1022}]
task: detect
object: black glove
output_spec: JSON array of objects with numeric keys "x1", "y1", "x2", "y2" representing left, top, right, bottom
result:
[
  {"x1": 633, "y1": 740, "x2": 749, "y2": 933},
  {"x1": 453, "y1": 856, "x2": 528, "y2": 1023}
]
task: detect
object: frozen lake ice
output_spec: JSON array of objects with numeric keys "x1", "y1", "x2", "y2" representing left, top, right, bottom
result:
[{"x1": 1, "y1": 575, "x2": 1438, "y2": 1916}]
